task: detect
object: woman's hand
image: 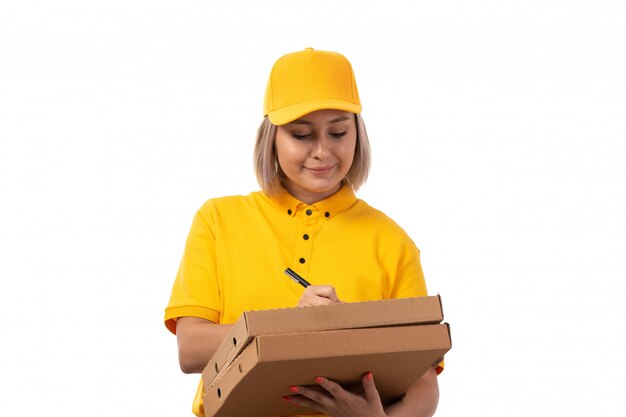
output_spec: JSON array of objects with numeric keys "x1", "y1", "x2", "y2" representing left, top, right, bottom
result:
[
  {"x1": 283, "y1": 372, "x2": 387, "y2": 417},
  {"x1": 297, "y1": 284, "x2": 342, "y2": 307}
]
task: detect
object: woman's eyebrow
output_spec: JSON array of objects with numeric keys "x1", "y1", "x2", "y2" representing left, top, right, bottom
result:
[
  {"x1": 288, "y1": 115, "x2": 351, "y2": 125},
  {"x1": 328, "y1": 115, "x2": 350, "y2": 124}
]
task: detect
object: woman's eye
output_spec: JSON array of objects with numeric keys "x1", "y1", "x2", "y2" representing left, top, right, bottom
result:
[
  {"x1": 292, "y1": 133, "x2": 311, "y2": 140},
  {"x1": 330, "y1": 132, "x2": 347, "y2": 139}
]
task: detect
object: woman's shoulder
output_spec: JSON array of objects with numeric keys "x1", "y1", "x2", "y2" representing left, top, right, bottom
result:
[{"x1": 351, "y1": 199, "x2": 413, "y2": 240}]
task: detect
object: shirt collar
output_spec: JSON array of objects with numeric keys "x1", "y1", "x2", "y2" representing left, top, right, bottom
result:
[{"x1": 268, "y1": 184, "x2": 358, "y2": 220}]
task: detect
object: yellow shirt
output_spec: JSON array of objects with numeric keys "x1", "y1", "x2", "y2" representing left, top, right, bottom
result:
[{"x1": 165, "y1": 185, "x2": 430, "y2": 416}]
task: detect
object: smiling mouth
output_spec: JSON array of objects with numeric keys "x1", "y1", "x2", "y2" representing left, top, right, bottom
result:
[{"x1": 306, "y1": 166, "x2": 335, "y2": 174}]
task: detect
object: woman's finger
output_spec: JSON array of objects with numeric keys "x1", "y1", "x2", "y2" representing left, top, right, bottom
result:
[
  {"x1": 362, "y1": 372, "x2": 382, "y2": 405},
  {"x1": 312, "y1": 285, "x2": 340, "y2": 303},
  {"x1": 288, "y1": 384, "x2": 334, "y2": 409},
  {"x1": 315, "y1": 376, "x2": 348, "y2": 400},
  {"x1": 298, "y1": 285, "x2": 341, "y2": 307},
  {"x1": 282, "y1": 394, "x2": 327, "y2": 414}
]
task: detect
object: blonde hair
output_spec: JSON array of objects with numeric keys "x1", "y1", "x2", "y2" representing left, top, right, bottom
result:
[{"x1": 253, "y1": 114, "x2": 371, "y2": 196}]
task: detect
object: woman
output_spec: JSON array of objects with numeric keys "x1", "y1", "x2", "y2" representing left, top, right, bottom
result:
[{"x1": 165, "y1": 48, "x2": 441, "y2": 417}]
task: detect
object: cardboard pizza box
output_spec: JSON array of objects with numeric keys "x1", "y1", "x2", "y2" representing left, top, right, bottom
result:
[
  {"x1": 203, "y1": 323, "x2": 450, "y2": 417},
  {"x1": 202, "y1": 295, "x2": 444, "y2": 386}
]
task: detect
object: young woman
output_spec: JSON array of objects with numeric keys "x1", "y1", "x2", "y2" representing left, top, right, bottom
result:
[{"x1": 165, "y1": 48, "x2": 442, "y2": 417}]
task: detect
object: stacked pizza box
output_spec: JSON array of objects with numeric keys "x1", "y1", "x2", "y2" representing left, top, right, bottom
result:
[{"x1": 201, "y1": 295, "x2": 451, "y2": 417}]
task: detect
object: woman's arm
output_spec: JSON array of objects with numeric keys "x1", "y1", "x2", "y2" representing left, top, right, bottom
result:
[
  {"x1": 175, "y1": 285, "x2": 340, "y2": 373},
  {"x1": 385, "y1": 368, "x2": 439, "y2": 417},
  {"x1": 175, "y1": 317, "x2": 234, "y2": 374}
]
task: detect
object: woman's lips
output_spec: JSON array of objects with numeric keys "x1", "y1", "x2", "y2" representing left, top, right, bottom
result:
[{"x1": 306, "y1": 166, "x2": 334, "y2": 174}]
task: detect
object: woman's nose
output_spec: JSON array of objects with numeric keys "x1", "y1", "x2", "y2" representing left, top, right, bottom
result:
[{"x1": 311, "y1": 137, "x2": 330, "y2": 159}]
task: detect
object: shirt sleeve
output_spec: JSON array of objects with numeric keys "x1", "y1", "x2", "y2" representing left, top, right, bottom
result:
[
  {"x1": 164, "y1": 201, "x2": 222, "y2": 334},
  {"x1": 386, "y1": 229, "x2": 428, "y2": 299}
]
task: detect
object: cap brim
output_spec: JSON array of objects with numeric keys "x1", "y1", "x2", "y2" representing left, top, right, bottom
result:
[{"x1": 267, "y1": 99, "x2": 362, "y2": 125}]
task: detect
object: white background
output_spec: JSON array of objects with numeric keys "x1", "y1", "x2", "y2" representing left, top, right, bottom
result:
[{"x1": 1, "y1": 1, "x2": 625, "y2": 416}]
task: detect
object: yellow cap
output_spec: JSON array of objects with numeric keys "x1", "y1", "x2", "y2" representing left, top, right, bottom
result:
[{"x1": 263, "y1": 48, "x2": 362, "y2": 125}]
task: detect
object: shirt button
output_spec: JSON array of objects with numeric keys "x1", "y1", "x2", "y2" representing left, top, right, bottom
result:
[
  {"x1": 306, "y1": 209, "x2": 312, "y2": 216},
  {"x1": 287, "y1": 209, "x2": 292, "y2": 215},
  {"x1": 303, "y1": 234, "x2": 309, "y2": 240},
  {"x1": 324, "y1": 212, "x2": 330, "y2": 218},
  {"x1": 299, "y1": 258, "x2": 306, "y2": 264}
]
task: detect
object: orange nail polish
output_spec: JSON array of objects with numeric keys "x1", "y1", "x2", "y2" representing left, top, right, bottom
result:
[
  {"x1": 315, "y1": 376, "x2": 325, "y2": 384},
  {"x1": 366, "y1": 372, "x2": 373, "y2": 381},
  {"x1": 289, "y1": 386, "x2": 300, "y2": 393}
]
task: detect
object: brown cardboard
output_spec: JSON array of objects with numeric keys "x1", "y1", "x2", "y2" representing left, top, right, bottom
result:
[
  {"x1": 203, "y1": 324, "x2": 451, "y2": 417},
  {"x1": 202, "y1": 295, "x2": 443, "y2": 385}
]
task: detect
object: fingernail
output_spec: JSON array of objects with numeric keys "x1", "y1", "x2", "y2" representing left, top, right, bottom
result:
[
  {"x1": 315, "y1": 376, "x2": 325, "y2": 384},
  {"x1": 366, "y1": 372, "x2": 373, "y2": 381},
  {"x1": 288, "y1": 386, "x2": 300, "y2": 393},
  {"x1": 282, "y1": 396, "x2": 292, "y2": 402}
]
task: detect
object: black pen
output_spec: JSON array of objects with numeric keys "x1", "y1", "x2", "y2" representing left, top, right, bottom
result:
[{"x1": 284, "y1": 268, "x2": 311, "y2": 288}]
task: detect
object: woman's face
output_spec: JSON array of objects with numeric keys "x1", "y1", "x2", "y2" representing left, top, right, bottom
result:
[{"x1": 275, "y1": 109, "x2": 357, "y2": 204}]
